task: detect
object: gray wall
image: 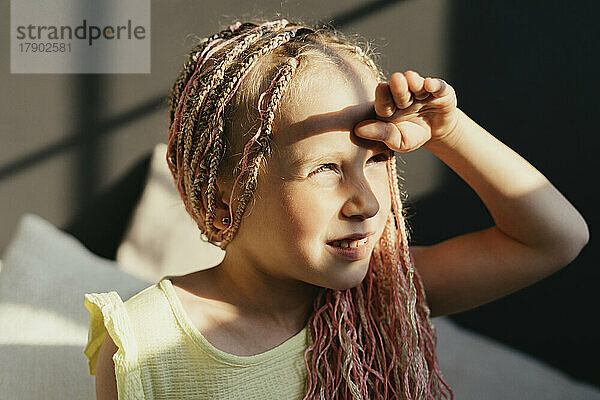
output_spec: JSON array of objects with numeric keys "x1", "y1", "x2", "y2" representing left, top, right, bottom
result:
[{"x1": 1, "y1": 0, "x2": 449, "y2": 253}]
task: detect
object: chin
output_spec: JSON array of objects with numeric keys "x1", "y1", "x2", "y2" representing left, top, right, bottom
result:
[{"x1": 325, "y1": 262, "x2": 370, "y2": 290}]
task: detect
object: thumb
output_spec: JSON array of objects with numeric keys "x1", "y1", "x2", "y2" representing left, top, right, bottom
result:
[
  {"x1": 354, "y1": 120, "x2": 402, "y2": 152},
  {"x1": 394, "y1": 120, "x2": 430, "y2": 152},
  {"x1": 354, "y1": 120, "x2": 428, "y2": 153}
]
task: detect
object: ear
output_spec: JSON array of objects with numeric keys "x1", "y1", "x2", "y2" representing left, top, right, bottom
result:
[{"x1": 200, "y1": 177, "x2": 233, "y2": 231}]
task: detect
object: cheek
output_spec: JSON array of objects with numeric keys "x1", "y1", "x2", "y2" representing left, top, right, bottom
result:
[
  {"x1": 367, "y1": 169, "x2": 392, "y2": 210},
  {"x1": 380, "y1": 181, "x2": 392, "y2": 213},
  {"x1": 278, "y1": 186, "x2": 339, "y2": 246}
]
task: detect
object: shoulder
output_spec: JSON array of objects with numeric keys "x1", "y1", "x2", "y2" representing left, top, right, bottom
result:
[
  {"x1": 168, "y1": 268, "x2": 221, "y2": 305},
  {"x1": 168, "y1": 269, "x2": 240, "y2": 335},
  {"x1": 169, "y1": 272, "x2": 217, "y2": 321},
  {"x1": 95, "y1": 334, "x2": 119, "y2": 400}
]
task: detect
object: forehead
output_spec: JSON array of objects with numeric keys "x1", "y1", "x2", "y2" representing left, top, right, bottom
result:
[{"x1": 274, "y1": 66, "x2": 387, "y2": 160}]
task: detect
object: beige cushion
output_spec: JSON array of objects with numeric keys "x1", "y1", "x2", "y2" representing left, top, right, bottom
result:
[
  {"x1": 115, "y1": 143, "x2": 225, "y2": 282},
  {"x1": 0, "y1": 213, "x2": 153, "y2": 400}
]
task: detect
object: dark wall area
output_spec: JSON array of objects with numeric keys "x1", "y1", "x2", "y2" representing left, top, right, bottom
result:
[{"x1": 408, "y1": 0, "x2": 598, "y2": 387}]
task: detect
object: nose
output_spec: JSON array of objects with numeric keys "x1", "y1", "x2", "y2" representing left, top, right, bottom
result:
[{"x1": 341, "y1": 174, "x2": 380, "y2": 220}]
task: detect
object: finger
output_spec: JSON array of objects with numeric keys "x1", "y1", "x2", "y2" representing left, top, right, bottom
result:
[
  {"x1": 354, "y1": 120, "x2": 429, "y2": 153},
  {"x1": 405, "y1": 70, "x2": 429, "y2": 100},
  {"x1": 354, "y1": 120, "x2": 403, "y2": 152},
  {"x1": 388, "y1": 72, "x2": 413, "y2": 109},
  {"x1": 374, "y1": 83, "x2": 396, "y2": 118},
  {"x1": 424, "y1": 77, "x2": 451, "y2": 98}
]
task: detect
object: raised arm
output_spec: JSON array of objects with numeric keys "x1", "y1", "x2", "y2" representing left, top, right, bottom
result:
[{"x1": 354, "y1": 71, "x2": 589, "y2": 317}]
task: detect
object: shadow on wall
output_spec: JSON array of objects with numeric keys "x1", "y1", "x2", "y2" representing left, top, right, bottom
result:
[{"x1": 407, "y1": 0, "x2": 599, "y2": 388}]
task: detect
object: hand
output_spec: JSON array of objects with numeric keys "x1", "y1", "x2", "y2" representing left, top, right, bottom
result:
[{"x1": 354, "y1": 70, "x2": 460, "y2": 152}]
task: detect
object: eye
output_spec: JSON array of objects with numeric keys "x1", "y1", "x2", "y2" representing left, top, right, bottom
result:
[
  {"x1": 309, "y1": 163, "x2": 338, "y2": 176},
  {"x1": 309, "y1": 153, "x2": 392, "y2": 177},
  {"x1": 368, "y1": 152, "x2": 392, "y2": 164}
]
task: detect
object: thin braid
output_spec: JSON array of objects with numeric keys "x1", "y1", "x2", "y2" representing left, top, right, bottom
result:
[
  {"x1": 180, "y1": 21, "x2": 289, "y2": 201},
  {"x1": 166, "y1": 19, "x2": 454, "y2": 399},
  {"x1": 167, "y1": 23, "x2": 244, "y2": 164},
  {"x1": 168, "y1": 20, "x2": 291, "y2": 240},
  {"x1": 387, "y1": 156, "x2": 426, "y2": 398},
  {"x1": 167, "y1": 25, "x2": 243, "y2": 211},
  {"x1": 203, "y1": 30, "x2": 303, "y2": 243},
  {"x1": 187, "y1": 20, "x2": 290, "y2": 181},
  {"x1": 390, "y1": 158, "x2": 453, "y2": 399},
  {"x1": 219, "y1": 55, "x2": 300, "y2": 245},
  {"x1": 194, "y1": 30, "x2": 303, "y2": 244},
  {"x1": 170, "y1": 22, "x2": 280, "y2": 177}
]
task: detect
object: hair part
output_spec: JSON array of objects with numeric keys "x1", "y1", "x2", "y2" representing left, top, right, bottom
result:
[{"x1": 166, "y1": 17, "x2": 453, "y2": 399}]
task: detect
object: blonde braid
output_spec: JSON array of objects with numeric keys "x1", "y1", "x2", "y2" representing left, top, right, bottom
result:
[
  {"x1": 167, "y1": 29, "x2": 233, "y2": 175},
  {"x1": 167, "y1": 23, "x2": 250, "y2": 219},
  {"x1": 182, "y1": 20, "x2": 290, "y2": 200},
  {"x1": 169, "y1": 20, "x2": 294, "y2": 241},
  {"x1": 219, "y1": 56, "x2": 300, "y2": 245},
  {"x1": 187, "y1": 20, "x2": 290, "y2": 178},
  {"x1": 203, "y1": 30, "x2": 304, "y2": 243}
]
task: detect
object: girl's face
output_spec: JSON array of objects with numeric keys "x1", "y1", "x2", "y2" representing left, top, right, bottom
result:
[{"x1": 227, "y1": 68, "x2": 392, "y2": 290}]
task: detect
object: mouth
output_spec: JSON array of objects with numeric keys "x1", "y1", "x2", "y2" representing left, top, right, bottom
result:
[
  {"x1": 325, "y1": 232, "x2": 374, "y2": 261},
  {"x1": 327, "y1": 237, "x2": 369, "y2": 248},
  {"x1": 326, "y1": 231, "x2": 374, "y2": 246}
]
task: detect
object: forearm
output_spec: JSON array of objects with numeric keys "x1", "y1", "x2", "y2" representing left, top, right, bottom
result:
[{"x1": 424, "y1": 108, "x2": 589, "y2": 263}]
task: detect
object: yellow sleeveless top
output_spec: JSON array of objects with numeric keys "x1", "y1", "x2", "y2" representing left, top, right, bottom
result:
[{"x1": 83, "y1": 277, "x2": 309, "y2": 399}]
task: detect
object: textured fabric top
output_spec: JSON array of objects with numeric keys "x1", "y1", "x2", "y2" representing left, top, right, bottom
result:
[{"x1": 83, "y1": 277, "x2": 309, "y2": 399}]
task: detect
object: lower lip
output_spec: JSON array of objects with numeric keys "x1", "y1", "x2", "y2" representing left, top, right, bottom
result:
[{"x1": 325, "y1": 236, "x2": 372, "y2": 261}]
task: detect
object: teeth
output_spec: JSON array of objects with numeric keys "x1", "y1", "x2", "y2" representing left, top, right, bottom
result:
[{"x1": 331, "y1": 237, "x2": 368, "y2": 248}]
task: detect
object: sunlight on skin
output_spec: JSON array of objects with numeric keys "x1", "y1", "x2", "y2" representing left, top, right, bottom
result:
[
  {"x1": 180, "y1": 62, "x2": 394, "y2": 334},
  {"x1": 354, "y1": 70, "x2": 589, "y2": 317}
]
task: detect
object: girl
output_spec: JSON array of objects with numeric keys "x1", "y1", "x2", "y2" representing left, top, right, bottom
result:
[{"x1": 84, "y1": 18, "x2": 589, "y2": 400}]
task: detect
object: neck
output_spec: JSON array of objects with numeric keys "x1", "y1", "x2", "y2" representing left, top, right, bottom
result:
[{"x1": 213, "y1": 248, "x2": 321, "y2": 332}]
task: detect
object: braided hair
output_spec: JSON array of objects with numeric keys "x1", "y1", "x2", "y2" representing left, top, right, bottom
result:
[{"x1": 166, "y1": 17, "x2": 454, "y2": 400}]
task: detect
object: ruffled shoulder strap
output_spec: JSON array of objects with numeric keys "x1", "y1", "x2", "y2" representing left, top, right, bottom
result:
[{"x1": 83, "y1": 291, "x2": 145, "y2": 399}]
